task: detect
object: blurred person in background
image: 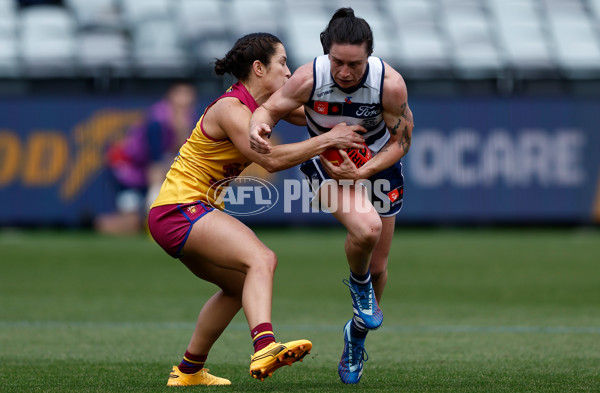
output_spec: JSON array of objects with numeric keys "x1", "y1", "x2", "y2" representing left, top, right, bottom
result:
[
  {"x1": 147, "y1": 32, "x2": 365, "y2": 386},
  {"x1": 249, "y1": 7, "x2": 414, "y2": 384},
  {"x1": 95, "y1": 82, "x2": 197, "y2": 235}
]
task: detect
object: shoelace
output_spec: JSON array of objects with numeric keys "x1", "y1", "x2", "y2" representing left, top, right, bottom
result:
[
  {"x1": 343, "y1": 279, "x2": 373, "y2": 310},
  {"x1": 349, "y1": 342, "x2": 369, "y2": 367}
]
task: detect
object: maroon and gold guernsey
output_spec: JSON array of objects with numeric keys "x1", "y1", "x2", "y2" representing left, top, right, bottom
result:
[{"x1": 151, "y1": 82, "x2": 257, "y2": 210}]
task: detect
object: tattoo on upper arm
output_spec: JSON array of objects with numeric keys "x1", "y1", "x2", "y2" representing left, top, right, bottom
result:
[{"x1": 388, "y1": 102, "x2": 412, "y2": 154}]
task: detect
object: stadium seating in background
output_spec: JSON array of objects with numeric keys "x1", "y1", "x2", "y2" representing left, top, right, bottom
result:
[
  {"x1": 439, "y1": 0, "x2": 503, "y2": 79},
  {"x1": 120, "y1": 0, "x2": 170, "y2": 26},
  {"x1": 0, "y1": 0, "x2": 599, "y2": 85},
  {"x1": 64, "y1": 0, "x2": 121, "y2": 29},
  {"x1": 383, "y1": 0, "x2": 451, "y2": 78},
  {"x1": 227, "y1": 0, "x2": 281, "y2": 38},
  {"x1": 0, "y1": 0, "x2": 18, "y2": 34},
  {"x1": 131, "y1": 17, "x2": 190, "y2": 77},
  {"x1": 176, "y1": 0, "x2": 231, "y2": 66},
  {"x1": 281, "y1": 0, "x2": 330, "y2": 67},
  {"x1": 592, "y1": 0, "x2": 600, "y2": 21},
  {"x1": 19, "y1": 4, "x2": 77, "y2": 77},
  {"x1": 489, "y1": 0, "x2": 556, "y2": 78},
  {"x1": 66, "y1": 0, "x2": 129, "y2": 78},
  {"x1": 0, "y1": 0, "x2": 19, "y2": 77},
  {"x1": 544, "y1": 0, "x2": 600, "y2": 78},
  {"x1": 0, "y1": 39, "x2": 19, "y2": 78},
  {"x1": 77, "y1": 28, "x2": 130, "y2": 77}
]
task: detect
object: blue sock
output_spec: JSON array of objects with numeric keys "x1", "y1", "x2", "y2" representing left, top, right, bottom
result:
[
  {"x1": 351, "y1": 318, "x2": 369, "y2": 339},
  {"x1": 350, "y1": 269, "x2": 375, "y2": 333},
  {"x1": 350, "y1": 269, "x2": 371, "y2": 285}
]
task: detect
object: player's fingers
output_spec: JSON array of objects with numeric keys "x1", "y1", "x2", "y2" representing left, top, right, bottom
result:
[
  {"x1": 250, "y1": 126, "x2": 270, "y2": 143},
  {"x1": 254, "y1": 137, "x2": 270, "y2": 147},
  {"x1": 250, "y1": 134, "x2": 272, "y2": 153},
  {"x1": 319, "y1": 153, "x2": 334, "y2": 168},
  {"x1": 252, "y1": 142, "x2": 271, "y2": 153},
  {"x1": 350, "y1": 124, "x2": 367, "y2": 134},
  {"x1": 352, "y1": 132, "x2": 365, "y2": 143},
  {"x1": 259, "y1": 126, "x2": 272, "y2": 137}
]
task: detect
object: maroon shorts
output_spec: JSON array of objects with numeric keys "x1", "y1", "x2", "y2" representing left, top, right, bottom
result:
[{"x1": 148, "y1": 201, "x2": 214, "y2": 258}]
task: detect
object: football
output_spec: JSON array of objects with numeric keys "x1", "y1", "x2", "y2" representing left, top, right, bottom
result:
[{"x1": 322, "y1": 143, "x2": 372, "y2": 168}]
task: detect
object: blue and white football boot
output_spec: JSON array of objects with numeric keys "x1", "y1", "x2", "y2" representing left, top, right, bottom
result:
[
  {"x1": 343, "y1": 278, "x2": 383, "y2": 330},
  {"x1": 338, "y1": 320, "x2": 369, "y2": 384}
]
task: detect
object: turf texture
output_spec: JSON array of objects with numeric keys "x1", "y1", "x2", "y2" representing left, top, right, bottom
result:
[{"x1": 0, "y1": 227, "x2": 599, "y2": 392}]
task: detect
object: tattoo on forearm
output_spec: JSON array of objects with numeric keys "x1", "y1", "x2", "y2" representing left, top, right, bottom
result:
[
  {"x1": 399, "y1": 125, "x2": 411, "y2": 154},
  {"x1": 389, "y1": 117, "x2": 401, "y2": 136}
]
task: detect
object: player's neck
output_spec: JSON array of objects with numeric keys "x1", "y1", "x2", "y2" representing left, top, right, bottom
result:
[{"x1": 241, "y1": 80, "x2": 270, "y2": 107}]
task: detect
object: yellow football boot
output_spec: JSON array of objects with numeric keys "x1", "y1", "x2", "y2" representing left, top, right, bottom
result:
[
  {"x1": 167, "y1": 366, "x2": 231, "y2": 386},
  {"x1": 249, "y1": 339, "x2": 312, "y2": 381}
]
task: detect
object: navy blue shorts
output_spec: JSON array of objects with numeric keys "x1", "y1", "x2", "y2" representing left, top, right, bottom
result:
[{"x1": 299, "y1": 158, "x2": 404, "y2": 217}]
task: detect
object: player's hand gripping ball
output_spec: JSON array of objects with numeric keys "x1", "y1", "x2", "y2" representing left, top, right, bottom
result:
[{"x1": 322, "y1": 143, "x2": 372, "y2": 168}]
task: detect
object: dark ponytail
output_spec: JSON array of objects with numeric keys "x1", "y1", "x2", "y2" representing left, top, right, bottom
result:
[
  {"x1": 214, "y1": 33, "x2": 282, "y2": 81},
  {"x1": 320, "y1": 7, "x2": 374, "y2": 55}
]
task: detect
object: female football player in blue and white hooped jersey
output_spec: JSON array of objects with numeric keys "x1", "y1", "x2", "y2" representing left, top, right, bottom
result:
[{"x1": 249, "y1": 7, "x2": 414, "y2": 385}]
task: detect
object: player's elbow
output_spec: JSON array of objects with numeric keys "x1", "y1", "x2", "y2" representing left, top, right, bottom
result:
[
  {"x1": 403, "y1": 137, "x2": 412, "y2": 154},
  {"x1": 403, "y1": 124, "x2": 414, "y2": 154},
  {"x1": 263, "y1": 163, "x2": 278, "y2": 173},
  {"x1": 256, "y1": 157, "x2": 280, "y2": 173}
]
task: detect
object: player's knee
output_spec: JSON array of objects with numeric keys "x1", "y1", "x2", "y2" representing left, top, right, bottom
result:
[
  {"x1": 350, "y1": 216, "x2": 382, "y2": 249},
  {"x1": 266, "y1": 249, "x2": 278, "y2": 272},
  {"x1": 254, "y1": 248, "x2": 278, "y2": 275}
]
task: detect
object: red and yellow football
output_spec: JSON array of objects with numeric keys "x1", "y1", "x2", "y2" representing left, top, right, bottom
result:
[{"x1": 322, "y1": 143, "x2": 372, "y2": 168}]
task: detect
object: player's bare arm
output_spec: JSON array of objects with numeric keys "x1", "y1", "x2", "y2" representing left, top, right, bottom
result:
[
  {"x1": 383, "y1": 61, "x2": 413, "y2": 151},
  {"x1": 282, "y1": 106, "x2": 307, "y2": 126},
  {"x1": 360, "y1": 63, "x2": 413, "y2": 178},
  {"x1": 386, "y1": 101, "x2": 413, "y2": 157},
  {"x1": 222, "y1": 97, "x2": 365, "y2": 173},
  {"x1": 249, "y1": 63, "x2": 314, "y2": 153}
]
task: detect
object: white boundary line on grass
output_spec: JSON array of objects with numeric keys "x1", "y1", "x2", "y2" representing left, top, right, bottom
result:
[{"x1": 1, "y1": 321, "x2": 600, "y2": 334}]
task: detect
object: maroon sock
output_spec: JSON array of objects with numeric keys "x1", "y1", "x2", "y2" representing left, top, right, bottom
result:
[
  {"x1": 178, "y1": 350, "x2": 207, "y2": 374},
  {"x1": 251, "y1": 322, "x2": 276, "y2": 352}
]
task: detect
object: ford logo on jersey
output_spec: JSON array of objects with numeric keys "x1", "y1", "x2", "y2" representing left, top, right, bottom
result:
[
  {"x1": 208, "y1": 176, "x2": 279, "y2": 216},
  {"x1": 356, "y1": 105, "x2": 381, "y2": 117}
]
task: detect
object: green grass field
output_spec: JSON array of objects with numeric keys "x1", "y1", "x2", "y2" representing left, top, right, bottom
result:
[{"x1": 1, "y1": 227, "x2": 599, "y2": 392}]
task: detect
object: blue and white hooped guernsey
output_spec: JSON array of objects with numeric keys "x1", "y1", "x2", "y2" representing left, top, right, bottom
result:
[{"x1": 304, "y1": 54, "x2": 389, "y2": 154}]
